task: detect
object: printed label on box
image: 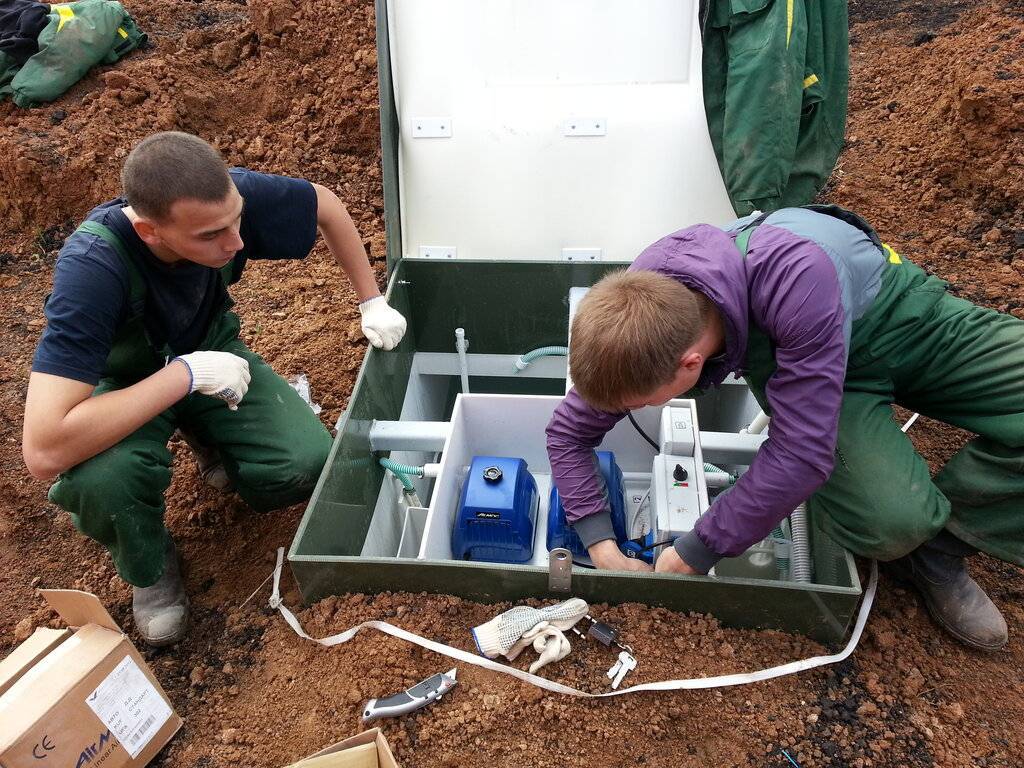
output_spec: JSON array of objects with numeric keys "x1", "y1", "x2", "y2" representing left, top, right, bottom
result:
[{"x1": 85, "y1": 656, "x2": 172, "y2": 758}]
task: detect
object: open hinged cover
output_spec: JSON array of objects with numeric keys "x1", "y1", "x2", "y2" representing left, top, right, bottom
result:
[{"x1": 383, "y1": 0, "x2": 735, "y2": 264}]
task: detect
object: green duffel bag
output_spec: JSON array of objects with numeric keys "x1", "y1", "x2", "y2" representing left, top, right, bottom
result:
[{"x1": 1, "y1": 0, "x2": 146, "y2": 107}]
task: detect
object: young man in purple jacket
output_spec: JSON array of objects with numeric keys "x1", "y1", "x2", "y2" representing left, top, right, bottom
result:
[{"x1": 546, "y1": 206, "x2": 1024, "y2": 651}]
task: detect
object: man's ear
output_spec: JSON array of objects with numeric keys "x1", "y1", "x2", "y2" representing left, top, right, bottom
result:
[
  {"x1": 679, "y1": 349, "x2": 704, "y2": 372},
  {"x1": 131, "y1": 217, "x2": 160, "y2": 247}
]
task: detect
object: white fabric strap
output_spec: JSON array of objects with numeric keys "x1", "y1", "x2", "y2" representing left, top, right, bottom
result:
[{"x1": 269, "y1": 548, "x2": 878, "y2": 697}]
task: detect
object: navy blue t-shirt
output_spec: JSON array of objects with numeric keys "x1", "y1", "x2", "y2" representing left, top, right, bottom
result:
[{"x1": 32, "y1": 168, "x2": 318, "y2": 385}]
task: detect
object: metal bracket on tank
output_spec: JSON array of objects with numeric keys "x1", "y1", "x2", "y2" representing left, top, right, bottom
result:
[{"x1": 548, "y1": 548, "x2": 573, "y2": 593}]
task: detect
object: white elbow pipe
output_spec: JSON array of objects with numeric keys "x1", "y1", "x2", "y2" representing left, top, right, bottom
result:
[{"x1": 741, "y1": 410, "x2": 770, "y2": 435}]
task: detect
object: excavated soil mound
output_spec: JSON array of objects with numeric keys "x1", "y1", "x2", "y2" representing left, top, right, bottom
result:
[{"x1": 1, "y1": 1, "x2": 1022, "y2": 766}]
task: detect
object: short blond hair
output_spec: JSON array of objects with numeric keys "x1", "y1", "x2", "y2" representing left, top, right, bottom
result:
[{"x1": 570, "y1": 270, "x2": 712, "y2": 411}]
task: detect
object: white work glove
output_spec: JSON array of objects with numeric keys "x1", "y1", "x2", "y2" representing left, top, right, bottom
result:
[
  {"x1": 358, "y1": 296, "x2": 407, "y2": 351},
  {"x1": 472, "y1": 597, "x2": 589, "y2": 661},
  {"x1": 173, "y1": 351, "x2": 251, "y2": 411},
  {"x1": 523, "y1": 623, "x2": 573, "y2": 674}
]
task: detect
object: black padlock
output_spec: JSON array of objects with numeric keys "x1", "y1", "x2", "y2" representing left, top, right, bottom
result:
[{"x1": 587, "y1": 620, "x2": 620, "y2": 647}]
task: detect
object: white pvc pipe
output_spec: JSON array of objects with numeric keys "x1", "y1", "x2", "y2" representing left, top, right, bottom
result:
[
  {"x1": 623, "y1": 469, "x2": 732, "y2": 488},
  {"x1": 704, "y1": 471, "x2": 733, "y2": 488},
  {"x1": 455, "y1": 328, "x2": 470, "y2": 394},
  {"x1": 699, "y1": 431, "x2": 767, "y2": 465},
  {"x1": 369, "y1": 420, "x2": 450, "y2": 452},
  {"x1": 741, "y1": 410, "x2": 770, "y2": 435}
]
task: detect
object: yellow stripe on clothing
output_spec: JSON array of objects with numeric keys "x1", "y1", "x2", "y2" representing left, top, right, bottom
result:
[
  {"x1": 787, "y1": 0, "x2": 793, "y2": 47},
  {"x1": 55, "y1": 4, "x2": 74, "y2": 32},
  {"x1": 803, "y1": 73, "x2": 819, "y2": 89},
  {"x1": 883, "y1": 244, "x2": 902, "y2": 264},
  {"x1": 118, "y1": 27, "x2": 128, "y2": 38}
]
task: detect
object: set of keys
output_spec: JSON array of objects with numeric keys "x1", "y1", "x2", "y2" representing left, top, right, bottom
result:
[
  {"x1": 606, "y1": 650, "x2": 638, "y2": 689},
  {"x1": 570, "y1": 616, "x2": 638, "y2": 689}
]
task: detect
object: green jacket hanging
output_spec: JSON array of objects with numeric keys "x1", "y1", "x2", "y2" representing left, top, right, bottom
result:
[
  {"x1": 702, "y1": 0, "x2": 848, "y2": 216},
  {"x1": 0, "y1": 0, "x2": 146, "y2": 107}
]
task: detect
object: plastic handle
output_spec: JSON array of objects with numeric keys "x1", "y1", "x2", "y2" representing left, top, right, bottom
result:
[{"x1": 361, "y1": 671, "x2": 456, "y2": 722}]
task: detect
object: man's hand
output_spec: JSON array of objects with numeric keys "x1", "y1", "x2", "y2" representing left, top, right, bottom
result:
[
  {"x1": 358, "y1": 296, "x2": 407, "y2": 351},
  {"x1": 587, "y1": 539, "x2": 653, "y2": 573},
  {"x1": 655, "y1": 545, "x2": 700, "y2": 575},
  {"x1": 312, "y1": 181, "x2": 407, "y2": 348},
  {"x1": 173, "y1": 351, "x2": 251, "y2": 410}
]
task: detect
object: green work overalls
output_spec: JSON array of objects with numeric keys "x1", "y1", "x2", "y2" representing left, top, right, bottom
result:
[
  {"x1": 47, "y1": 222, "x2": 333, "y2": 587},
  {"x1": 737, "y1": 215, "x2": 1024, "y2": 564}
]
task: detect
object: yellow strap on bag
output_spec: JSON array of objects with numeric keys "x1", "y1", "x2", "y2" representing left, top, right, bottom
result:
[{"x1": 54, "y1": 4, "x2": 75, "y2": 32}]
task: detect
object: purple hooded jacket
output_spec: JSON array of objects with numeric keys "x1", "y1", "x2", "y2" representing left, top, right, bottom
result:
[{"x1": 545, "y1": 208, "x2": 888, "y2": 572}]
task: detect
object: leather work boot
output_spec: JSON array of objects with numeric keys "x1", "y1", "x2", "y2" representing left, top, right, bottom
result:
[
  {"x1": 888, "y1": 530, "x2": 1007, "y2": 651},
  {"x1": 175, "y1": 427, "x2": 232, "y2": 492},
  {"x1": 132, "y1": 539, "x2": 190, "y2": 647}
]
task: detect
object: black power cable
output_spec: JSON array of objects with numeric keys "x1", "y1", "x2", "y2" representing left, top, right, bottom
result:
[{"x1": 627, "y1": 411, "x2": 659, "y2": 452}]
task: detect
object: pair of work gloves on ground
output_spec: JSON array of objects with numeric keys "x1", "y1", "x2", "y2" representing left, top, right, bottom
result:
[
  {"x1": 170, "y1": 297, "x2": 407, "y2": 409},
  {"x1": 473, "y1": 598, "x2": 589, "y2": 674}
]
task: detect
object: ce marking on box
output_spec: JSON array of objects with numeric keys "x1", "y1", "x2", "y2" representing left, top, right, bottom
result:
[{"x1": 33, "y1": 735, "x2": 55, "y2": 759}]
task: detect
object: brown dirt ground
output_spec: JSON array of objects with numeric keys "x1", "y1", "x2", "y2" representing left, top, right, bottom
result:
[{"x1": 2, "y1": 1, "x2": 1023, "y2": 766}]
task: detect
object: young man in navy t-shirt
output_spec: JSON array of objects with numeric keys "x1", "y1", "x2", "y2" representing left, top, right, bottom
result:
[{"x1": 22, "y1": 131, "x2": 407, "y2": 646}]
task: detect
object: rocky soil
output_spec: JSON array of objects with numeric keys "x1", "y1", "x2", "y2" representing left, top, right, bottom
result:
[{"x1": 1, "y1": 1, "x2": 1022, "y2": 766}]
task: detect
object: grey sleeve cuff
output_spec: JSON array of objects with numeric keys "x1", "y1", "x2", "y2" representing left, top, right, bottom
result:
[
  {"x1": 572, "y1": 511, "x2": 617, "y2": 549},
  {"x1": 674, "y1": 529, "x2": 723, "y2": 574}
]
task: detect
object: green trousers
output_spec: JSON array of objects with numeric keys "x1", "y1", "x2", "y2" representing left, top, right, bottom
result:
[
  {"x1": 748, "y1": 258, "x2": 1024, "y2": 564},
  {"x1": 48, "y1": 311, "x2": 333, "y2": 587}
]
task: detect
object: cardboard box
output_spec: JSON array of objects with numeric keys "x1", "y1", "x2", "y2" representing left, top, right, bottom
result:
[
  {"x1": 0, "y1": 627, "x2": 71, "y2": 696},
  {"x1": 0, "y1": 590, "x2": 182, "y2": 768},
  {"x1": 286, "y1": 729, "x2": 400, "y2": 768}
]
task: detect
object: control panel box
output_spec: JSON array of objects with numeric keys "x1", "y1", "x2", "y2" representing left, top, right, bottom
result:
[{"x1": 652, "y1": 453, "x2": 705, "y2": 540}]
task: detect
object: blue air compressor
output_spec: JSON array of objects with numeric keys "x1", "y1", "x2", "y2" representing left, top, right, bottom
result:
[
  {"x1": 547, "y1": 451, "x2": 654, "y2": 564},
  {"x1": 451, "y1": 456, "x2": 539, "y2": 563}
]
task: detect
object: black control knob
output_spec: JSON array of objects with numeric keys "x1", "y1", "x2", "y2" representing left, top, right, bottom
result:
[{"x1": 673, "y1": 463, "x2": 688, "y2": 482}]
